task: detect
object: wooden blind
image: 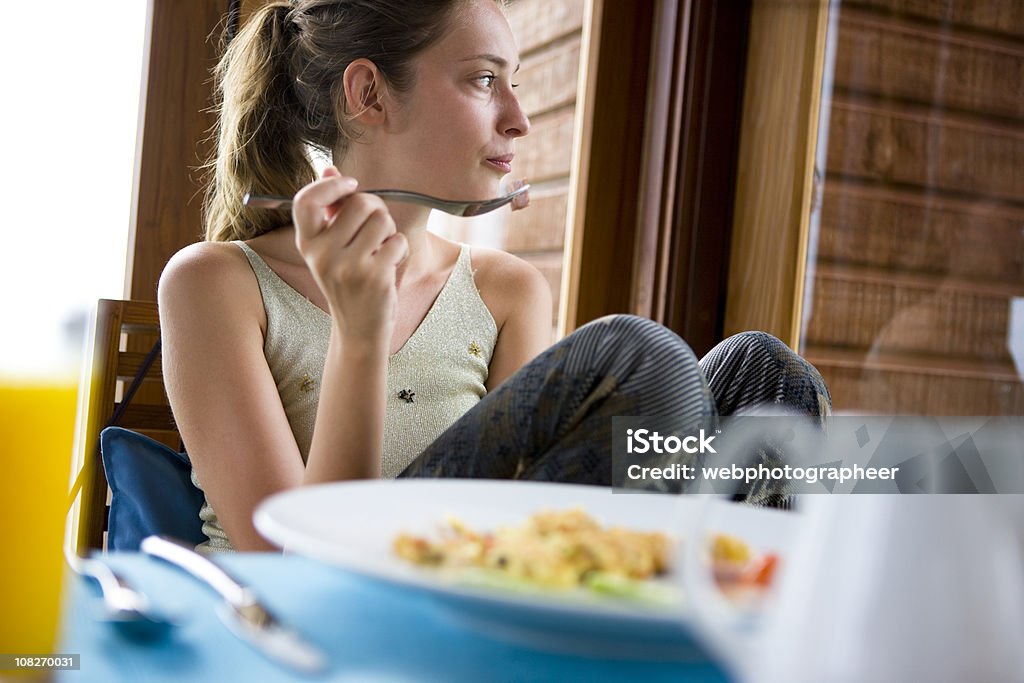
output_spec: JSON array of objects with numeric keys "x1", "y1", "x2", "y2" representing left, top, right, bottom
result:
[{"x1": 802, "y1": 0, "x2": 1024, "y2": 414}]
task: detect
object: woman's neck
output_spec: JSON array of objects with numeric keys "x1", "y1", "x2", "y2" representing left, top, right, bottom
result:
[
  {"x1": 256, "y1": 203, "x2": 437, "y2": 287},
  {"x1": 333, "y1": 157, "x2": 442, "y2": 283},
  {"x1": 387, "y1": 202, "x2": 435, "y2": 287}
]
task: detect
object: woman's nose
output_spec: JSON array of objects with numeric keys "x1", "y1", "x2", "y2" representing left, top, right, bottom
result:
[{"x1": 502, "y1": 92, "x2": 531, "y2": 138}]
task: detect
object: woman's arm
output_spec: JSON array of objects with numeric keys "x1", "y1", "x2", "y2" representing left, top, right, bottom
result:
[
  {"x1": 291, "y1": 169, "x2": 407, "y2": 482},
  {"x1": 159, "y1": 242, "x2": 304, "y2": 551},
  {"x1": 473, "y1": 248, "x2": 553, "y2": 391},
  {"x1": 160, "y1": 170, "x2": 406, "y2": 550}
]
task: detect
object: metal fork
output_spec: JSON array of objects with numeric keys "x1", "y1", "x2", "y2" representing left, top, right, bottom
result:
[{"x1": 243, "y1": 183, "x2": 529, "y2": 218}]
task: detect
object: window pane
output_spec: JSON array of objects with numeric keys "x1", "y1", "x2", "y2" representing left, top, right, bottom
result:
[
  {"x1": 801, "y1": 0, "x2": 1024, "y2": 414},
  {"x1": 0, "y1": 2, "x2": 147, "y2": 376}
]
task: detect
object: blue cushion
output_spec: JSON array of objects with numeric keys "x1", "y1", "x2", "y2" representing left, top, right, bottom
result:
[{"x1": 99, "y1": 426, "x2": 206, "y2": 551}]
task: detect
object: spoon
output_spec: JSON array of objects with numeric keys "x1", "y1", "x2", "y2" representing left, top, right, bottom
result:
[
  {"x1": 243, "y1": 182, "x2": 530, "y2": 218},
  {"x1": 73, "y1": 557, "x2": 177, "y2": 641}
]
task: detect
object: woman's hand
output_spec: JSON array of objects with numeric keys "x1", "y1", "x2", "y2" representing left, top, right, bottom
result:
[{"x1": 292, "y1": 166, "x2": 408, "y2": 347}]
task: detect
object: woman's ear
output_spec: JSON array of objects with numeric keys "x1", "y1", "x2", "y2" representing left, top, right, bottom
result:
[{"x1": 341, "y1": 58, "x2": 387, "y2": 126}]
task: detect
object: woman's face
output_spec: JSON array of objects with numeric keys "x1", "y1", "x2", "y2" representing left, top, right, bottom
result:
[{"x1": 372, "y1": 0, "x2": 530, "y2": 199}]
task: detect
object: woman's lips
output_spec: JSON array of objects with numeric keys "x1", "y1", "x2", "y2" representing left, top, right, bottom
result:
[{"x1": 485, "y1": 156, "x2": 513, "y2": 173}]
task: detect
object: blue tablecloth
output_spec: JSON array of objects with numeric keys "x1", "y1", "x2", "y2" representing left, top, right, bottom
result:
[{"x1": 57, "y1": 553, "x2": 730, "y2": 682}]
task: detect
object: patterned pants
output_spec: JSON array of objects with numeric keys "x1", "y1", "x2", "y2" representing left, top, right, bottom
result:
[{"x1": 400, "y1": 315, "x2": 831, "y2": 506}]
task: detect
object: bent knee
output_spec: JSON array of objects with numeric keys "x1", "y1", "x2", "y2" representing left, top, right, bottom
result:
[
  {"x1": 575, "y1": 314, "x2": 697, "y2": 361},
  {"x1": 579, "y1": 314, "x2": 677, "y2": 344},
  {"x1": 723, "y1": 330, "x2": 791, "y2": 354}
]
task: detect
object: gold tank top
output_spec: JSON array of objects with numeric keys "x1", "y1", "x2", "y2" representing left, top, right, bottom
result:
[{"x1": 193, "y1": 240, "x2": 497, "y2": 552}]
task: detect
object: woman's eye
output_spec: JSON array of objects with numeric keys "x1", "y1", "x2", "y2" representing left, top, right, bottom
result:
[{"x1": 477, "y1": 75, "x2": 496, "y2": 88}]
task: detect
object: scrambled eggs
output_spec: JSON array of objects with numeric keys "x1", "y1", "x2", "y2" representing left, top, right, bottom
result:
[{"x1": 393, "y1": 508, "x2": 671, "y2": 589}]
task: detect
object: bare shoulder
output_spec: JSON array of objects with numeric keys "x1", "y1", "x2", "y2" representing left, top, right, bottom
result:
[
  {"x1": 468, "y1": 246, "x2": 551, "y2": 327},
  {"x1": 158, "y1": 241, "x2": 263, "y2": 329},
  {"x1": 160, "y1": 241, "x2": 250, "y2": 291},
  {"x1": 468, "y1": 245, "x2": 548, "y2": 290}
]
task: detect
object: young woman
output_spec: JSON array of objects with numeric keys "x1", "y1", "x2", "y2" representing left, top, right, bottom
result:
[{"x1": 159, "y1": 0, "x2": 831, "y2": 553}]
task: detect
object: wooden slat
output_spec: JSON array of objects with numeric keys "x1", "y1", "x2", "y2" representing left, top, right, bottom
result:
[
  {"x1": 115, "y1": 351, "x2": 165, "y2": 382},
  {"x1": 815, "y1": 261, "x2": 1024, "y2": 300},
  {"x1": 76, "y1": 301, "x2": 125, "y2": 553},
  {"x1": 806, "y1": 344, "x2": 1020, "y2": 382},
  {"x1": 511, "y1": 106, "x2": 576, "y2": 184},
  {"x1": 845, "y1": 0, "x2": 1024, "y2": 39},
  {"x1": 835, "y1": 8, "x2": 1024, "y2": 120},
  {"x1": 121, "y1": 305, "x2": 164, "y2": 405},
  {"x1": 114, "y1": 403, "x2": 177, "y2": 431},
  {"x1": 826, "y1": 99, "x2": 1024, "y2": 203},
  {"x1": 516, "y1": 37, "x2": 581, "y2": 118},
  {"x1": 804, "y1": 273, "x2": 1014, "y2": 360},
  {"x1": 119, "y1": 300, "x2": 161, "y2": 325},
  {"x1": 817, "y1": 181, "x2": 1024, "y2": 284},
  {"x1": 505, "y1": 184, "x2": 569, "y2": 252},
  {"x1": 138, "y1": 429, "x2": 182, "y2": 451},
  {"x1": 506, "y1": 0, "x2": 585, "y2": 56},
  {"x1": 816, "y1": 364, "x2": 1023, "y2": 415}
]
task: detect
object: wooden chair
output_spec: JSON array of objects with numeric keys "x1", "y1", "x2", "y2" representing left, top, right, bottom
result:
[{"x1": 70, "y1": 299, "x2": 179, "y2": 556}]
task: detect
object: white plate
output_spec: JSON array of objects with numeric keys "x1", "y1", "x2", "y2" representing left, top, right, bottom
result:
[{"x1": 254, "y1": 479, "x2": 797, "y2": 658}]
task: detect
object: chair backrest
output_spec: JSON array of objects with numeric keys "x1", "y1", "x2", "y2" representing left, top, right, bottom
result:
[{"x1": 73, "y1": 299, "x2": 179, "y2": 555}]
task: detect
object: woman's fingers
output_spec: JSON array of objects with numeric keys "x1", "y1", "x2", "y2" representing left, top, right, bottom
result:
[
  {"x1": 375, "y1": 232, "x2": 408, "y2": 266},
  {"x1": 346, "y1": 202, "x2": 396, "y2": 255},
  {"x1": 291, "y1": 168, "x2": 359, "y2": 241},
  {"x1": 319, "y1": 166, "x2": 346, "y2": 222},
  {"x1": 295, "y1": 183, "x2": 402, "y2": 297},
  {"x1": 296, "y1": 195, "x2": 391, "y2": 271},
  {"x1": 289, "y1": 170, "x2": 406, "y2": 342}
]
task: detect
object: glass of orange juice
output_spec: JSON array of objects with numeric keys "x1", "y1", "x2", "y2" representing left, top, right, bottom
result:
[{"x1": 0, "y1": 373, "x2": 78, "y2": 659}]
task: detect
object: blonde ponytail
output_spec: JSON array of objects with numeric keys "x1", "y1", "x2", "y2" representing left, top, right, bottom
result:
[{"x1": 203, "y1": 3, "x2": 314, "y2": 242}]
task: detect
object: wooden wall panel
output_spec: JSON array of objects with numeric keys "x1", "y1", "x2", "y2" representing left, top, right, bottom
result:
[
  {"x1": 516, "y1": 37, "x2": 581, "y2": 117},
  {"x1": 127, "y1": 0, "x2": 225, "y2": 301},
  {"x1": 559, "y1": 0, "x2": 657, "y2": 332},
  {"x1": 849, "y1": 0, "x2": 1024, "y2": 37},
  {"x1": 500, "y1": 0, "x2": 579, "y2": 327},
  {"x1": 818, "y1": 365, "x2": 1024, "y2": 415},
  {"x1": 506, "y1": 0, "x2": 585, "y2": 53},
  {"x1": 805, "y1": 273, "x2": 1014, "y2": 360},
  {"x1": 802, "y1": 0, "x2": 1024, "y2": 415},
  {"x1": 510, "y1": 107, "x2": 576, "y2": 183},
  {"x1": 827, "y1": 101, "x2": 1024, "y2": 202},
  {"x1": 505, "y1": 188, "x2": 568, "y2": 252},
  {"x1": 835, "y1": 10, "x2": 1024, "y2": 119},
  {"x1": 817, "y1": 183, "x2": 1024, "y2": 285}
]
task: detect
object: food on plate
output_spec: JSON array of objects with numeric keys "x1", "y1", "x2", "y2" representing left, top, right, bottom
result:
[
  {"x1": 392, "y1": 508, "x2": 778, "y2": 604},
  {"x1": 709, "y1": 532, "x2": 779, "y2": 591},
  {"x1": 393, "y1": 507, "x2": 671, "y2": 592}
]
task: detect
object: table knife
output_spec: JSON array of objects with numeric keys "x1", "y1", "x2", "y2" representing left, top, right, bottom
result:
[{"x1": 140, "y1": 535, "x2": 328, "y2": 675}]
